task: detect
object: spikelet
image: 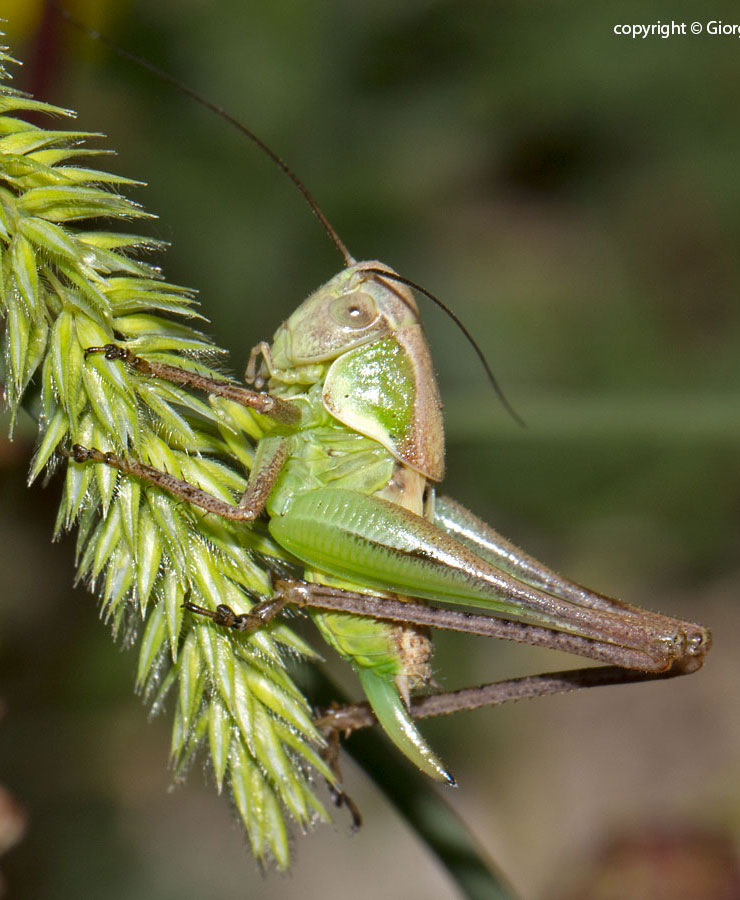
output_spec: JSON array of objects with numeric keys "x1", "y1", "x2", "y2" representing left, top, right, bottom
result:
[{"x1": 0, "y1": 38, "x2": 331, "y2": 868}]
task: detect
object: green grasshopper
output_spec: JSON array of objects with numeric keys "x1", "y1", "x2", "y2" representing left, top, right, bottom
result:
[
  {"x1": 68, "y1": 259, "x2": 711, "y2": 787},
  {"x1": 59, "y1": 7, "x2": 711, "y2": 790}
]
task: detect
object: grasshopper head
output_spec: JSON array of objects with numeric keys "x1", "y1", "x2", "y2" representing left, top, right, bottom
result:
[
  {"x1": 272, "y1": 261, "x2": 419, "y2": 367},
  {"x1": 267, "y1": 261, "x2": 445, "y2": 481}
]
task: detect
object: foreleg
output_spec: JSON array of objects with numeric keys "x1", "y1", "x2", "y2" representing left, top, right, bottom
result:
[{"x1": 85, "y1": 343, "x2": 301, "y2": 425}]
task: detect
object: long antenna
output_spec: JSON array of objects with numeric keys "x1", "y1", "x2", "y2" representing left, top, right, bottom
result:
[
  {"x1": 366, "y1": 268, "x2": 526, "y2": 427},
  {"x1": 50, "y1": 1, "x2": 355, "y2": 267},
  {"x1": 51, "y1": 2, "x2": 523, "y2": 425}
]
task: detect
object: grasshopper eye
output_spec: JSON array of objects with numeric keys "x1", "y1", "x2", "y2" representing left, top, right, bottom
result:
[{"x1": 330, "y1": 292, "x2": 379, "y2": 330}]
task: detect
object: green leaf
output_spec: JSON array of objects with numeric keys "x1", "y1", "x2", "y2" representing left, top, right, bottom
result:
[
  {"x1": 137, "y1": 602, "x2": 168, "y2": 690},
  {"x1": 16, "y1": 184, "x2": 150, "y2": 222},
  {"x1": 176, "y1": 631, "x2": 206, "y2": 744},
  {"x1": 243, "y1": 664, "x2": 319, "y2": 742},
  {"x1": 5, "y1": 288, "x2": 29, "y2": 401},
  {"x1": 0, "y1": 129, "x2": 99, "y2": 156},
  {"x1": 28, "y1": 407, "x2": 68, "y2": 484},
  {"x1": 51, "y1": 165, "x2": 144, "y2": 187},
  {"x1": 91, "y1": 425, "x2": 117, "y2": 516},
  {"x1": 29, "y1": 148, "x2": 115, "y2": 167},
  {"x1": 135, "y1": 382, "x2": 197, "y2": 444},
  {"x1": 90, "y1": 501, "x2": 123, "y2": 581},
  {"x1": 102, "y1": 544, "x2": 135, "y2": 624},
  {"x1": 75, "y1": 231, "x2": 168, "y2": 253},
  {"x1": 0, "y1": 95, "x2": 75, "y2": 118},
  {"x1": 117, "y1": 477, "x2": 141, "y2": 553},
  {"x1": 208, "y1": 698, "x2": 231, "y2": 792},
  {"x1": 135, "y1": 505, "x2": 162, "y2": 613},
  {"x1": 49, "y1": 310, "x2": 83, "y2": 423},
  {"x1": 19, "y1": 215, "x2": 80, "y2": 260},
  {"x1": 163, "y1": 569, "x2": 185, "y2": 661},
  {"x1": 145, "y1": 489, "x2": 189, "y2": 571},
  {"x1": 9, "y1": 232, "x2": 38, "y2": 311},
  {"x1": 21, "y1": 310, "x2": 49, "y2": 394}
]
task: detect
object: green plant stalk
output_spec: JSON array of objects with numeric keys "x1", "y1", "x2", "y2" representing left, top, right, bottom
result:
[{"x1": 0, "y1": 38, "x2": 331, "y2": 868}]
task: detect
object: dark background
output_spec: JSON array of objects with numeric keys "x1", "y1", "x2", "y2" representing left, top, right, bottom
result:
[{"x1": 1, "y1": 1, "x2": 739, "y2": 897}]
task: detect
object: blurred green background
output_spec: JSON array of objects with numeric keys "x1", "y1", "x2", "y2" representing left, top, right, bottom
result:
[{"x1": 1, "y1": 1, "x2": 739, "y2": 897}]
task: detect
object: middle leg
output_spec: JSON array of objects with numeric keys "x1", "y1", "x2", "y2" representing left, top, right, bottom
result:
[{"x1": 62, "y1": 432, "x2": 289, "y2": 521}]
